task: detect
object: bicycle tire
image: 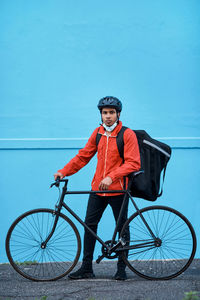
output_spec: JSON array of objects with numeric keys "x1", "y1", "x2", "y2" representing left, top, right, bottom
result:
[
  {"x1": 120, "y1": 205, "x2": 196, "y2": 280},
  {"x1": 6, "y1": 208, "x2": 81, "y2": 281}
]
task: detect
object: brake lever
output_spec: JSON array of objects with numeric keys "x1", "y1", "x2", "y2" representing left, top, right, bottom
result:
[
  {"x1": 50, "y1": 182, "x2": 55, "y2": 188},
  {"x1": 55, "y1": 179, "x2": 60, "y2": 187},
  {"x1": 50, "y1": 177, "x2": 61, "y2": 188}
]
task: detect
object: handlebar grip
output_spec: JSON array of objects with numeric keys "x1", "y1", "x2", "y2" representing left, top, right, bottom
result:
[
  {"x1": 55, "y1": 176, "x2": 61, "y2": 187},
  {"x1": 50, "y1": 177, "x2": 68, "y2": 188}
]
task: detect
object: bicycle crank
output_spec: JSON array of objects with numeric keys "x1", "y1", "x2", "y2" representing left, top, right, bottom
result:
[{"x1": 96, "y1": 240, "x2": 119, "y2": 264}]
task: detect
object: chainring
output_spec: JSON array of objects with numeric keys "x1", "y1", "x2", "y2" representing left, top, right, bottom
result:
[{"x1": 101, "y1": 240, "x2": 118, "y2": 259}]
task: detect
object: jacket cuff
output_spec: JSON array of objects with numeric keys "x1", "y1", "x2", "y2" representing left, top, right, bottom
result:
[
  {"x1": 107, "y1": 173, "x2": 116, "y2": 182},
  {"x1": 57, "y1": 169, "x2": 65, "y2": 177}
]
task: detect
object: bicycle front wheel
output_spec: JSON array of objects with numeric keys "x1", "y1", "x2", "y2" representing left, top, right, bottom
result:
[
  {"x1": 6, "y1": 209, "x2": 81, "y2": 281},
  {"x1": 120, "y1": 205, "x2": 196, "y2": 280}
]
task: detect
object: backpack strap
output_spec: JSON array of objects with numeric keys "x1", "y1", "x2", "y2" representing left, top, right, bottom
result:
[
  {"x1": 116, "y1": 126, "x2": 128, "y2": 189},
  {"x1": 116, "y1": 126, "x2": 128, "y2": 159},
  {"x1": 96, "y1": 129, "x2": 101, "y2": 147}
]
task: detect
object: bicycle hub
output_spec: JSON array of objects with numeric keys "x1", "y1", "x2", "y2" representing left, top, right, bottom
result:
[
  {"x1": 154, "y1": 238, "x2": 162, "y2": 247},
  {"x1": 41, "y1": 242, "x2": 46, "y2": 249}
]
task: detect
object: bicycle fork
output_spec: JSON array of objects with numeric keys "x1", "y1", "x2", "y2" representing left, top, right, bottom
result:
[
  {"x1": 40, "y1": 212, "x2": 60, "y2": 249},
  {"x1": 41, "y1": 183, "x2": 67, "y2": 249}
]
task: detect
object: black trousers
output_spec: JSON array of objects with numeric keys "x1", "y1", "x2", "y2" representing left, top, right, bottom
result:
[{"x1": 82, "y1": 193, "x2": 129, "y2": 269}]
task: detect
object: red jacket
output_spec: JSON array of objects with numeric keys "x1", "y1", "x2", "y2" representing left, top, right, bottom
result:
[{"x1": 58, "y1": 121, "x2": 141, "y2": 196}]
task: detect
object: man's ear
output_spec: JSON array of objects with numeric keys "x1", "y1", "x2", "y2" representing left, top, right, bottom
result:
[{"x1": 118, "y1": 112, "x2": 120, "y2": 118}]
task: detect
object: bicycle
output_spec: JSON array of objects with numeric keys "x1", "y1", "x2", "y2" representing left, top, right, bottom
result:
[{"x1": 6, "y1": 172, "x2": 197, "y2": 281}]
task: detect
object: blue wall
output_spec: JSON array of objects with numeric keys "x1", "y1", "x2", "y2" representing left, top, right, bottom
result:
[{"x1": 0, "y1": 0, "x2": 200, "y2": 262}]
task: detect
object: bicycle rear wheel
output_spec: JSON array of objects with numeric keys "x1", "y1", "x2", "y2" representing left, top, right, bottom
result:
[
  {"x1": 120, "y1": 205, "x2": 196, "y2": 280},
  {"x1": 6, "y1": 208, "x2": 81, "y2": 281}
]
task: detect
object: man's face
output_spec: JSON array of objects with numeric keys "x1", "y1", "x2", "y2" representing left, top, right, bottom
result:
[{"x1": 101, "y1": 108, "x2": 120, "y2": 127}]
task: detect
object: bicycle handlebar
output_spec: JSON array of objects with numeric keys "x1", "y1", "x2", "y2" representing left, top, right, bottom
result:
[
  {"x1": 50, "y1": 170, "x2": 144, "y2": 189},
  {"x1": 50, "y1": 177, "x2": 69, "y2": 188}
]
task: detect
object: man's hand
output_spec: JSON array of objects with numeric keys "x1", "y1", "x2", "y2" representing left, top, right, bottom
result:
[
  {"x1": 54, "y1": 172, "x2": 64, "y2": 181},
  {"x1": 99, "y1": 176, "x2": 113, "y2": 190}
]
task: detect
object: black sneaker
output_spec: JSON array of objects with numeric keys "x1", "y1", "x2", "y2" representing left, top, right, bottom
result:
[
  {"x1": 113, "y1": 268, "x2": 127, "y2": 280},
  {"x1": 68, "y1": 267, "x2": 95, "y2": 280}
]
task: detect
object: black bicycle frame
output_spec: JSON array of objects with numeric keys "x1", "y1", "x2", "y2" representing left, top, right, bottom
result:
[{"x1": 43, "y1": 179, "x2": 157, "y2": 258}]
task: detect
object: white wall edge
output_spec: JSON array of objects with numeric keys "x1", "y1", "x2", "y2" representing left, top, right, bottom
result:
[{"x1": 0, "y1": 136, "x2": 200, "y2": 149}]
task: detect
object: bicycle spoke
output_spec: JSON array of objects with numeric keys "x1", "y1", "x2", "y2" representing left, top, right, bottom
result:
[
  {"x1": 121, "y1": 206, "x2": 196, "y2": 280},
  {"x1": 6, "y1": 209, "x2": 81, "y2": 281}
]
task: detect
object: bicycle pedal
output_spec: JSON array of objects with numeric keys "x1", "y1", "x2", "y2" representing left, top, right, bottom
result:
[{"x1": 96, "y1": 255, "x2": 104, "y2": 264}]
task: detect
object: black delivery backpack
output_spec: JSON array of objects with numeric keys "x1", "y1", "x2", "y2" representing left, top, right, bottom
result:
[{"x1": 96, "y1": 126, "x2": 172, "y2": 201}]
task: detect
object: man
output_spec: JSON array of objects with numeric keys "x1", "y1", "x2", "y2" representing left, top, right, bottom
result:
[{"x1": 54, "y1": 96, "x2": 141, "y2": 280}]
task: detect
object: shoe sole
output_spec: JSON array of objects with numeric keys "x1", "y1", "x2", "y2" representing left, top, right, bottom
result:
[
  {"x1": 68, "y1": 273, "x2": 95, "y2": 280},
  {"x1": 114, "y1": 276, "x2": 127, "y2": 280}
]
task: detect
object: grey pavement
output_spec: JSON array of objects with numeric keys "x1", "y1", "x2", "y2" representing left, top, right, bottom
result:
[{"x1": 0, "y1": 260, "x2": 200, "y2": 300}]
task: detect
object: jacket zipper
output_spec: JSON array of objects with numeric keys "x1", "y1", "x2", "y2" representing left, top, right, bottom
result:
[
  {"x1": 103, "y1": 136, "x2": 109, "y2": 176},
  {"x1": 103, "y1": 135, "x2": 109, "y2": 196},
  {"x1": 103, "y1": 134, "x2": 117, "y2": 178}
]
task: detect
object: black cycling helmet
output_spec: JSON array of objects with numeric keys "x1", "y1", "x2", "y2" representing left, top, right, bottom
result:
[{"x1": 97, "y1": 96, "x2": 122, "y2": 112}]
